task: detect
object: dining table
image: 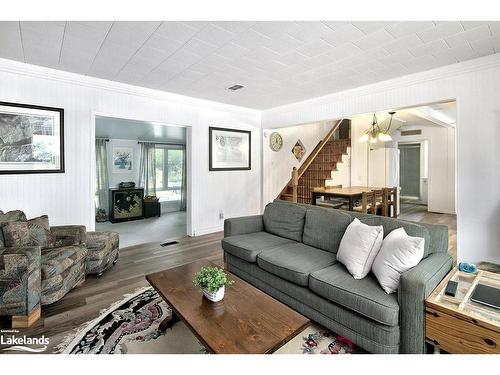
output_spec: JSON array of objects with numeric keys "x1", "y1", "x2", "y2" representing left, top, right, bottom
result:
[{"x1": 311, "y1": 186, "x2": 382, "y2": 211}]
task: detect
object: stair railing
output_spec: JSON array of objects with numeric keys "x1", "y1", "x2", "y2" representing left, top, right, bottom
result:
[{"x1": 281, "y1": 119, "x2": 345, "y2": 203}]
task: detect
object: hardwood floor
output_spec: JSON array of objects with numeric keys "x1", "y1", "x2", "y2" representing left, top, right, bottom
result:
[
  {"x1": 399, "y1": 202, "x2": 457, "y2": 262},
  {"x1": 0, "y1": 232, "x2": 224, "y2": 354}
]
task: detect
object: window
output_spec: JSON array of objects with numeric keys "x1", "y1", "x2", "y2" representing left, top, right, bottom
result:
[{"x1": 154, "y1": 145, "x2": 184, "y2": 201}]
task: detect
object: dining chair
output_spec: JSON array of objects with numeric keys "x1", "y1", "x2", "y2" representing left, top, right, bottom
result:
[
  {"x1": 353, "y1": 191, "x2": 377, "y2": 214},
  {"x1": 382, "y1": 187, "x2": 398, "y2": 218}
]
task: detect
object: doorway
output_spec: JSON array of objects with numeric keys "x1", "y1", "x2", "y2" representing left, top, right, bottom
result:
[
  {"x1": 93, "y1": 115, "x2": 188, "y2": 247},
  {"x1": 399, "y1": 143, "x2": 421, "y2": 199}
]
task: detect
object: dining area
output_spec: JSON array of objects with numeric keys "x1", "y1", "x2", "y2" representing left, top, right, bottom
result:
[{"x1": 312, "y1": 186, "x2": 399, "y2": 218}]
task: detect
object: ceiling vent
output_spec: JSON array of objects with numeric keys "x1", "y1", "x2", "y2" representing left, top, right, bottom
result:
[
  {"x1": 227, "y1": 84, "x2": 245, "y2": 91},
  {"x1": 400, "y1": 129, "x2": 422, "y2": 136}
]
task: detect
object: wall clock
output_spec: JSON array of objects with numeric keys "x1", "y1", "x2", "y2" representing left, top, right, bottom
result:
[{"x1": 269, "y1": 132, "x2": 283, "y2": 152}]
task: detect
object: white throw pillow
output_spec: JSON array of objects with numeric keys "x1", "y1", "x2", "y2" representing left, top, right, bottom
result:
[
  {"x1": 337, "y1": 218, "x2": 384, "y2": 279},
  {"x1": 372, "y1": 227, "x2": 425, "y2": 294}
]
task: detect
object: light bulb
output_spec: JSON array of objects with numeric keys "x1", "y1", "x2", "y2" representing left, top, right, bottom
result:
[
  {"x1": 378, "y1": 132, "x2": 392, "y2": 141},
  {"x1": 369, "y1": 135, "x2": 378, "y2": 144},
  {"x1": 359, "y1": 133, "x2": 369, "y2": 142}
]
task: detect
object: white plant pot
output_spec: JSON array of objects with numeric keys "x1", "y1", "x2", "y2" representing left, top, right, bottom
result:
[{"x1": 203, "y1": 285, "x2": 225, "y2": 302}]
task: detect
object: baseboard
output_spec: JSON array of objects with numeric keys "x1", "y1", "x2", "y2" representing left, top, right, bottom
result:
[{"x1": 191, "y1": 225, "x2": 224, "y2": 236}]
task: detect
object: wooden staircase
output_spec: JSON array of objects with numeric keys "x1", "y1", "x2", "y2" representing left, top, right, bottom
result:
[{"x1": 279, "y1": 119, "x2": 351, "y2": 204}]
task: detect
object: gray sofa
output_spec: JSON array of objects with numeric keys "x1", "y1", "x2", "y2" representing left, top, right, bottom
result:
[{"x1": 222, "y1": 200, "x2": 453, "y2": 354}]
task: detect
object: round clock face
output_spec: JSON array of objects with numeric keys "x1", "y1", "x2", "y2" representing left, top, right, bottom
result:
[{"x1": 270, "y1": 132, "x2": 283, "y2": 152}]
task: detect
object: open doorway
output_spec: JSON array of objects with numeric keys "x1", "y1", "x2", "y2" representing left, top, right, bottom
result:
[
  {"x1": 94, "y1": 116, "x2": 187, "y2": 247},
  {"x1": 345, "y1": 100, "x2": 457, "y2": 260}
]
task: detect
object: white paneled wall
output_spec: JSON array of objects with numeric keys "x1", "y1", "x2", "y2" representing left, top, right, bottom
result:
[
  {"x1": 0, "y1": 59, "x2": 261, "y2": 236},
  {"x1": 262, "y1": 53, "x2": 500, "y2": 264}
]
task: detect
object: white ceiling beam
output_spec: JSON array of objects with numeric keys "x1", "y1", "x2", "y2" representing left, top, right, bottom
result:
[{"x1": 407, "y1": 107, "x2": 456, "y2": 128}]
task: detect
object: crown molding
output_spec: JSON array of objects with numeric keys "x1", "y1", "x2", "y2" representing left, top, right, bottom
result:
[
  {"x1": 264, "y1": 53, "x2": 500, "y2": 115},
  {"x1": 0, "y1": 58, "x2": 260, "y2": 117}
]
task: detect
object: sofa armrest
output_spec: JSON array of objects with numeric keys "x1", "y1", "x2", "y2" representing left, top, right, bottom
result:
[
  {"x1": 51, "y1": 225, "x2": 87, "y2": 246},
  {"x1": 0, "y1": 246, "x2": 41, "y2": 316},
  {"x1": 224, "y1": 215, "x2": 264, "y2": 237},
  {"x1": 398, "y1": 252, "x2": 453, "y2": 353}
]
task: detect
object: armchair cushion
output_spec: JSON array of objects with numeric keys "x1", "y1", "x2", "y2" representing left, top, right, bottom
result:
[
  {"x1": 0, "y1": 246, "x2": 41, "y2": 316},
  {"x1": 0, "y1": 210, "x2": 27, "y2": 248},
  {"x1": 41, "y1": 245, "x2": 87, "y2": 279},
  {"x1": 50, "y1": 225, "x2": 87, "y2": 247},
  {"x1": 1, "y1": 215, "x2": 55, "y2": 249}
]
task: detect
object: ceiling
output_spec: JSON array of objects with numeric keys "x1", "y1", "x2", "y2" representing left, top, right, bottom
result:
[
  {"x1": 0, "y1": 21, "x2": 499, "y2": 109},
  {"x1": 95, "y1": 116, "x2": 186, "y2": 144},
  {"x1": 371, "y1": 101, "x2": 456, "y2": 132}
]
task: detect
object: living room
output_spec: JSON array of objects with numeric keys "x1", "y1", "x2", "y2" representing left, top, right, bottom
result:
[{"x1": 1, "y1": 0, "x2": 499, "y2": 373}]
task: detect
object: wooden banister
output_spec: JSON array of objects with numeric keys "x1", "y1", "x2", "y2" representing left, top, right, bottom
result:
[
  {"x1": 279, "y1": 119, "x2": 345, "y2": 202},
  {"x1": 296, "y1": 119, "x2": 344, "y2": 179},
  {"x1": 291, "y1": 167, "x2": 298, "y2": 203}
]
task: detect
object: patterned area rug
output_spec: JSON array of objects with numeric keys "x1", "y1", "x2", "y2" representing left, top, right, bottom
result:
[{"x1": 57, "y1": 287, "x2": 360, "y2": 354}]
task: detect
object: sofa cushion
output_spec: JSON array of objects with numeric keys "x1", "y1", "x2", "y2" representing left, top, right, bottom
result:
[
  {"x1": 257, "y1": 243, "x2": 337, "y2": 286},
  {"x1": 222, "y1": 231, "x2": 295, "y2": 263},
  {"x1": 345, "y1": 211, "x2": 432, "y2": 258},
  {"x1": 263, "y1": 200, "x2": 306, "y2": 242},
  {"x1": 309, "y1": 263, "x2": 399, "y2": 326},
  {"x1": 302, "y1": 206, "x2": 352, "y2": 253},
  {"x1": 41, "y1": 245, "x2": 87, "y2": 279},
  {"x1": 0, "y1": 210, "x2": 27, "y2": 248}
]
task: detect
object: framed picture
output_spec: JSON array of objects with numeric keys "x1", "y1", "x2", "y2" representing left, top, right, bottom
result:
[
  {"x1": 112, "y1": 147, "x2": 133, "y2": 173},
  {"x1": 292, "y1": 139, "x2": 306, "y2": 162},
  {"x1": 209, "y1": 127, "x2": 251, "y2": 171},
  {"x1": 0, "y1": 101, "x2": 64, "y2": 174}
]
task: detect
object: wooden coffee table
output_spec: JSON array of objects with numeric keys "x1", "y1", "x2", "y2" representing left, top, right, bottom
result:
[{"x1": 146, "y1": 259, "x2": 310, "y2": 354}]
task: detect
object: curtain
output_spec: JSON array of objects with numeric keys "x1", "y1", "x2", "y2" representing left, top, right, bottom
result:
[
  {"x1": 138, "y1": 142, "x2": 156, "y2": 196},
  {"x1": 180, "y1": 145, "x2": 187, "y2": 211},
  {"x1": 95, "y1": 139, "x2": 109, "y2": 219}
]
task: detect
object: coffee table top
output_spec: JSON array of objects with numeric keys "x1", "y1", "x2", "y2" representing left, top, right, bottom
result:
[{"x1": 146, "y1": 259, "x2": 310, "y2": 354}]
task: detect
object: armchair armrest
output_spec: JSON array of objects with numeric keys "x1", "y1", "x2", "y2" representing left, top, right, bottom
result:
[
  {"x1": 51, "y1": 225, "x2": 87, "y2": 246},
  {"x1": 0, "y1": 246, "x2": 41, "y2": 316},
  {"x1": 224, "y1": 215, "x2": 264, "y2": 237},
  {"x1": 398, "y1": 252, "x2": 453, "y2": 353}
]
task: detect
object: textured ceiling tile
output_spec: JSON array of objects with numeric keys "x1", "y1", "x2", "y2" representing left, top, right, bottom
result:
[
  {"x1": 0, "y1": 22, "x2": 24, "y2": 60},
  {"x1": 0, "y1": 21, "x2": 497, "y2": 109},
  {"x1": 353, "y1": 29, "x2": 395, "y2": 50},
  {"x1": 211, "y1": 21, "x2": 254, "y2": 34},
  {"x1": 445, "y1": 24, "x2": 492, "y2": 48},
  {"x1": 351, "y1": 21, "x2": 395, "y2": 34},
  {"x1": 214, "y1": 42, "x2": 250, "y2": 60},
  {"x1": 461, "y1": 21, "x2": 489, "y2": 30},
  {"x1": 383, "y1": 34, "x2": 423, "y2": 54},
  {"x1": 385, "y1": 21, "x2": 435, "y2": 38},
  {"x1": 155, "y1": 22, "x2": 200, "y2": 43},
  {"x1": 417, "y1": 21, "x2": 464, "y2": 43},
  {"x1": 195, "y1": 23, "x2": 235, "y2": 47},
  {"x1": 321, "y1": 23, "x2": 365, "y2": 45},
  {"x1": 409, "y1": 39, "x2": 449, "y2": 57},
  {"x1": 250, "y1": 21, "x2": 299, "y2": 39},
  {"x1": 296, "y1": 39, "x2": 335, "y2": 58}
]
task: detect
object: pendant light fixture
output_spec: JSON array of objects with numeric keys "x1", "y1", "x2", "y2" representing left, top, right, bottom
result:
[{"x1": 359, "y1": 111, "x2": 396, "y2": 143}]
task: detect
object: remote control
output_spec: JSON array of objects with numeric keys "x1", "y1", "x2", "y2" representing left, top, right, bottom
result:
[{"x1": 445, "y1": 280, "x2": 458, "y2": 297}]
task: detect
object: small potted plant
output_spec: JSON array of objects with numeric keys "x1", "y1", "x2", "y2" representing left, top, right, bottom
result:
[{"x1": 193, "y1": 266, "x2": 234, "y2": 302}]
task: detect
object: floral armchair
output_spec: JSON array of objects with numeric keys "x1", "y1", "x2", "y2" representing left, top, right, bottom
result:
[{"x1": 0, "y1": 210, "x2": 88, "y2": 327}]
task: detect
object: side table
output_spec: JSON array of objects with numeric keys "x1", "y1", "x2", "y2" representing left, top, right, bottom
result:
[{"x1": 425, "y1": 267, "x2": 500, "y2": 354}]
